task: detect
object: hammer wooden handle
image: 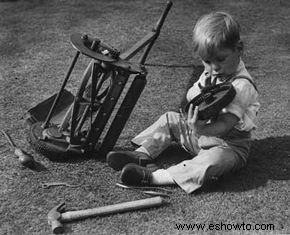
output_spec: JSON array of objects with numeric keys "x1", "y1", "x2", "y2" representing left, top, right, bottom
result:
[
  {"x1": 1, "y1": 130, "x2": 16, "y2": 147},
  {"x1": 61, "y1": 196, "x2": 165, "y2": 222}
]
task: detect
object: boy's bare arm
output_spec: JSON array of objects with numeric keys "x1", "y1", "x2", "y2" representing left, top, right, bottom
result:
[{"x1": 187, "y1": 105, "x2": 239, "y2": 137}]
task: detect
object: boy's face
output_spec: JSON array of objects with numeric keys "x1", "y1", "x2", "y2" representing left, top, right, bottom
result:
[{"x1": 200, "y1": 42, "x2": 243, "y2": 79}]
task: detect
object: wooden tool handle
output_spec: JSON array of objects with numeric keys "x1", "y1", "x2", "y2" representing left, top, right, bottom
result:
[
  {"x1": 61, "y1": 196, "x2": 165, "y2": 222},
  {"x1": 1, "y1": 130, "x2": 16, "y2": 147}
]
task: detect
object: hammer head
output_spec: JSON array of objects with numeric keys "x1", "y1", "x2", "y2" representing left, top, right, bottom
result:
[{"x1": 48, "y1": 202, "x2": 66, "y2": 234}]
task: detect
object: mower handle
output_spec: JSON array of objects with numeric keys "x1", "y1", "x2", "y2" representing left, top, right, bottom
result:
[
  {"x1": 120, "y1": 1, "x2": 173, "y2": 62},
  {"x1": 153, "y1": 1, "x2": 173, "y2": 33}
]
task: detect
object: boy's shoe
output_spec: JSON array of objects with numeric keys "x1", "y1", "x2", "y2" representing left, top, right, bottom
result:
[
  {"x1": 121, "y1": 163, "x2": 153, "y2": 185},
  {"x1": 106, "y1": 151, "x2": 153, "y2": 171}
]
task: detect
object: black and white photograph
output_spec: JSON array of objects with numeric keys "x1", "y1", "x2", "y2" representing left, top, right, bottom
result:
[{"x1": 0, "y1": 0, "x2": 289, "y2": 234}]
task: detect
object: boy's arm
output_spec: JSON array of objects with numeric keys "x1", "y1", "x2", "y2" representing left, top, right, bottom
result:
[
  {"x1": 186, "y1": 70, "x2": 207, "y2": 101},
  {"x1": 188, "y1": 105, "x2": 239, "y2": 137}
]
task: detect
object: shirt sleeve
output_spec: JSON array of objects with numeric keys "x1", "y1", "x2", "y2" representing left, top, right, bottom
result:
[{"x1": 186, "y1": 71, "x2": 207, "y2": 101}]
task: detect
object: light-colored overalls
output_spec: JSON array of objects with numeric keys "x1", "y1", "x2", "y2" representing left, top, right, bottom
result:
[{"x1": 132, "y1": 60, "x2": 260, "y2": 193}]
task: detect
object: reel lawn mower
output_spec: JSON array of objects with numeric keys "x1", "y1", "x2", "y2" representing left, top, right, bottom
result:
[{"x1": 26, "y1": 1, "x2": 173, "y2": 161}]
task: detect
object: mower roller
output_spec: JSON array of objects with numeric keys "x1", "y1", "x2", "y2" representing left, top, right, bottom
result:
[
  {"x1": 27, "y1": 1, "x2": 173, "y2": 161},
  {"x1": 184, "y1": 82, "x2": 237, "y2": 120}
]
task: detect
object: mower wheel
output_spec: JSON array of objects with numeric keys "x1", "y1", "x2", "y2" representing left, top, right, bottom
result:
[{"x1": 27, "y1": 122, "x2": 82, "y2": 161}]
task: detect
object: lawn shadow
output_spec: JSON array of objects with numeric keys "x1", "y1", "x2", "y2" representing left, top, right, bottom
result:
[
  {"x1": 31, "y1": 160, "x2": 48, "y2": 172},
  {"x1": 217, "y1": 135, "x2": 290, "y2": 193},
  {"x1": 156, "y1": 135, "x2": 290, "y2": 193}
]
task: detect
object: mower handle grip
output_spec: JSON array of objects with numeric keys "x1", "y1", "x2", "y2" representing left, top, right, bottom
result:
[{"x1": 154, "y1": 1, "x2": 173, "y2": 33}]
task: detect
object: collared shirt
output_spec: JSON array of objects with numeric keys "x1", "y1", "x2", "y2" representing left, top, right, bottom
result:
[{"x1": 186, "y1": 60, "x2": 260, "y2": 132}]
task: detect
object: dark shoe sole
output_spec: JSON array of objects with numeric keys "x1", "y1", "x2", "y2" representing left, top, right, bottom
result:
[{"x1": 106, "y1": 151, "x2": 152, "y2": 171}]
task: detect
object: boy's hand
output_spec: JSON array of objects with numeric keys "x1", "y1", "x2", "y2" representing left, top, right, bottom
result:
[{"x1": 187, "y1": 104, "x2": 208, "y2": 134}]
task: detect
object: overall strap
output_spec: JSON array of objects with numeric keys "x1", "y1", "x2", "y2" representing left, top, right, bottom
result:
[{"x1": 232, "y1": 75, "x2": 258, "y2": 92}]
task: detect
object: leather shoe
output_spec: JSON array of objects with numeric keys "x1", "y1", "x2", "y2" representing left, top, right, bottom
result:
[
  {"x1": 106, "y1": 151, "x2": 153, "y2": 171},
  {"x1": 121, "y1": 163, "x2": 153, "y2": 185}
]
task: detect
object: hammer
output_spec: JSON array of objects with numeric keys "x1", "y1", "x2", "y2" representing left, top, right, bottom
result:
[{"x1": 48, "y1": 196, "x2": 166, "y2": 234}]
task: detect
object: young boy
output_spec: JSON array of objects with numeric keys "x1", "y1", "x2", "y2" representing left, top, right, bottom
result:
[{"x1": 106, "y1": 12, "x2": 260, "y2": 194}]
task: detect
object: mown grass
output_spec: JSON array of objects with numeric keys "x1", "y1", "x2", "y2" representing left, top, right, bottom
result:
[{"x1": 0, "y1": 0, "x2": 289, "y2": 234}]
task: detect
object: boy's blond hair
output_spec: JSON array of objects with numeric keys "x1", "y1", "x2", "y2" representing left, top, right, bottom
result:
[{"x1": 192, "y1": 12, "x2": 240, "y2": 58}]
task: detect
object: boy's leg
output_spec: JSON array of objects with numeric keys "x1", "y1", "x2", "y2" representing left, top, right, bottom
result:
[
  {"x1": 132, "y1": 111, "x2": 199, "y2": 158},
  {"x1": 121, "y1": 142, "x2": 249, "y2": 193},
  {"x1": 167, "y1": 146, "x2": 247, "y2": 193},
  {"x1": 120, "y1": 145, "x2": 247, "y2": 191},
  {"x1": 107, "y1": 111, "x2": 199, "y2": 170}
]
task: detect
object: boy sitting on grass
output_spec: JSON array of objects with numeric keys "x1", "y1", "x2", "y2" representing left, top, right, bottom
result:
[{"x1": 106, "y1": 12, "x2": 260, "y2": 194}]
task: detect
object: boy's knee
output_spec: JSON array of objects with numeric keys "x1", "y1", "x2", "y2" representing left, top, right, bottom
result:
[
  {"x1": 202, "y1": 151, "x2": 244, "y2": 180},
  {"x1": 160, "y1": 111, "x2": 179, "y2": 122},
  {"x1": 198, "y1": 148, "x2": 239, "y2": 170}
]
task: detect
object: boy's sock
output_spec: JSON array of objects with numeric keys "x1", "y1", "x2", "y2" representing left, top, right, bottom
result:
[{"x1": 152, "y1": 169, "x2": 175, "y2": 185}]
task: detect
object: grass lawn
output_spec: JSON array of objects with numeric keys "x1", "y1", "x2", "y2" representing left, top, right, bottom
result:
[{"x1": 0, "y1": 0, "x2": 289, "y2": 234}]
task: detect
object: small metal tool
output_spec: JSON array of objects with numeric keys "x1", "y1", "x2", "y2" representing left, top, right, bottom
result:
[
  {"x1": 41, "y1": 182, "x2": 82, "y2": 189},
  {"x1": 116, "y1": 182, "x2": 172, "y2": 197}
]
